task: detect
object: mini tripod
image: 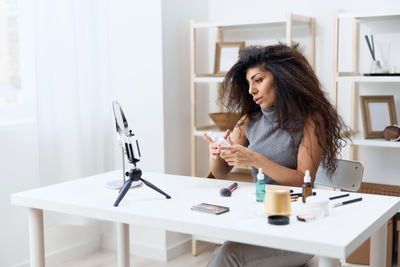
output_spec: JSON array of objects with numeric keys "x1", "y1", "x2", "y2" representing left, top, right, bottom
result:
[
  {"x1": 113, "y1": 167, "x2": 171, "y2": 207},
  {"x1": 112, "y1": 101, "x2": 171, "y2": 207}
]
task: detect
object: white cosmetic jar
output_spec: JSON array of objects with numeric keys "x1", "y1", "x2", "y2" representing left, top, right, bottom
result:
[{"x1": 306, "y1": 196, "x2": 330, "y2": 218}]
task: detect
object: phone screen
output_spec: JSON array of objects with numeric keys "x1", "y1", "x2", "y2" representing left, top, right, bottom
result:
[{"x1": 191, "y1": 203, "x2": 230, "y2": 215}]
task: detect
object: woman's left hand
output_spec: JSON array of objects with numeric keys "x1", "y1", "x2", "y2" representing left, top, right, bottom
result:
[{"x1": 220, "y1": 137, "x2": 256, "y2": 166}]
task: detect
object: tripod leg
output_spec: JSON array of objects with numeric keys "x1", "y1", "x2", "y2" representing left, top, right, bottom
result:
[
  {"x1": 114, "y1": 179, "x2": 133, "y2": 206},
  {"x1": 139, "y1": 178, "x2": 171, "y2": 199}
]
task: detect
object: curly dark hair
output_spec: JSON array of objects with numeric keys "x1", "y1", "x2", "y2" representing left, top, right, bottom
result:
[{"x1": 220, "y1": 44, "x2": 348, "y2": 175}]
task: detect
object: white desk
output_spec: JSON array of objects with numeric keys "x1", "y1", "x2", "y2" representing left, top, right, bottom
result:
[{"x1": 11, "y1": 171, "x2": 400, "y2": 267}]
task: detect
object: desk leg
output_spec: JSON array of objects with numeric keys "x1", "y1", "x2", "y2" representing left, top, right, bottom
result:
[
  {"x1": 370, "y1": 222, "x2": 387, "y2": 267},
  {"x1": 28, "y1": 208, "x2": 45, "y2": 267},
  {"x1": 318, "y1": 256, "x2": 340, "y2": 267},
  {"x1": 117, "y1": 223, "x2": 130, "y2": 267}
]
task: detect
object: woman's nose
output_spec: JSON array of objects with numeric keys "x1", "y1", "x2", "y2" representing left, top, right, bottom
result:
[{"x1": 249, "y1": 84, "x2": 257, "y2": 95}]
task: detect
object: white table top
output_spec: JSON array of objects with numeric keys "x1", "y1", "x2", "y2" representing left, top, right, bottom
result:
[{"x1": 11, "y1": 171, "x2": 400, "y2": 259}]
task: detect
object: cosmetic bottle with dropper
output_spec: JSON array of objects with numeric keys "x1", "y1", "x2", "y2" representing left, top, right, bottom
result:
[
  {"x1": 302, "y1": 170, "x2": 312, "y2": 203},
  {"x1": 256, "y1": 168, "x2": 265, "y2": 202}
]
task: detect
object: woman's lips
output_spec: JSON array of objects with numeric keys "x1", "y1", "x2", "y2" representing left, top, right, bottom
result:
[{"x1": 254, "y1": 97, "x2": 262, "y2": 104}]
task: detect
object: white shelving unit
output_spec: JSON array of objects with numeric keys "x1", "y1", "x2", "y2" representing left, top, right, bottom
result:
[
  {"x1": 192, "y1": 15, "x2": 312, "y2": 29},
  {"x1": 193, "y1": 76, "x2": 224, "y2": 83},
  {"x1": 337, "y1": 76, "x2": 400, "y2": 83},
  {"x1": 190, "y1": 13, "x2": 315, "y2": 177},
  {"x1": 332, "y1": 11, "x2": 400, "y2": 157},
  {"x1": 337, "y1": 11, "x2": 400, "y2": 20},
  {"x1": 193, "y1": 129, "x2": 223, "y2": 137},
  {"x1": 352, "y1": 138, "x2": 400, "y2": 148},
  {"x1": 333, "y1": 12, "x2": 400, "y2": 266}
]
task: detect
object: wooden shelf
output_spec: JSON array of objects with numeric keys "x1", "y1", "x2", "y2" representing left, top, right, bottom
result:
[
  {"x1": 194, "y1": 126, "x2": 224, "y2": 137},
  {"x1": 336, "y1": 76, "x2": 400, "y2": 83},
  {"x1": 351, "y1": 138, "x2": 400, "y2": 148},
  {"x1": 194, "y1": 76, "x2": 224, "y2": 83},
  {"x1": 193, "y1": 14, "x2": 311, "y2": 29},
  {"x1": 337, "y1": 11, "x2": 400, "y2": 20},
  {"x1": 193, "y1": 17, "x2": 287, "y2": 29},
  {"x1": 193, "y1": 16, "x2": 286, "y2": 29}
]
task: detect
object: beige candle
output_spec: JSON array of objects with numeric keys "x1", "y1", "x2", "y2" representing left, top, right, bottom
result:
[{"x1": 264, "y1": 186, "x2": 291, "y2": 216}]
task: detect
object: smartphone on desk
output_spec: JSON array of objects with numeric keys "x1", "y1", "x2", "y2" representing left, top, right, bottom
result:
[{"x1": 191, "y1": 203, "x2": 230, "y2": 215}]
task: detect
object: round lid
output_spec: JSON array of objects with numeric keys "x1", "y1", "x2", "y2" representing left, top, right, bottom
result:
[
  {"x1": 257, "y1": 168, "x2": 264, "y2": 180},
  {"x1": 266, "y1": 186, "x2": 290, "y2": 194},
  {"x1": 304, "y1": 170, "x2": 311, "y2": 183},
  {"x1": 267, "y1": 215, "x2": 289, "y2": 225}
]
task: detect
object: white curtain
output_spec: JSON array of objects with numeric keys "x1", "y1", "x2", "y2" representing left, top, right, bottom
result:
[{"x1": 35, "y1": 0, "x2": 113, "y2": 186}]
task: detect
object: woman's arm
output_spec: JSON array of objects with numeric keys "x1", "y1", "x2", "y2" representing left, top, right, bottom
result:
[
  {"x1": 220, "y1": 116, "x2": 324, "y2": 186},
  {"x1": 204, "y1": 116, "x2": 249, "y2": 179}
]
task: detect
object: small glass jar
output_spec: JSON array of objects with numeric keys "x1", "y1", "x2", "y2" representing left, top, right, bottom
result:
[
  {"x1": 306, "y1": 196, "x2": 330, "y2": 218},
  {"x1": 370, "y1": 60, "x2": 384, "y2": 73}
]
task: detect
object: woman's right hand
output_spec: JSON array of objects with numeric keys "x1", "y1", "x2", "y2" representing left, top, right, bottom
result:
[{"x1": 203, "y1": 130, "x2": 230, "y2": 159}]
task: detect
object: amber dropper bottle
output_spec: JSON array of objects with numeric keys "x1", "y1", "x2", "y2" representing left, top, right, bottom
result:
[{"x1": 302, "y1": 170, "x2": 312, "y2": 203}]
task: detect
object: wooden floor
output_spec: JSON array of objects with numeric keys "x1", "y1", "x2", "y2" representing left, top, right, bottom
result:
[{"x1": 55, "y1": 241, "x2": 219, "y2": 267}]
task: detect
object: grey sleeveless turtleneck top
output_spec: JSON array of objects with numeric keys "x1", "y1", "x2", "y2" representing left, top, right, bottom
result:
[{"x1": 245, "y1": 108, "x2": 302, "y2": 184}]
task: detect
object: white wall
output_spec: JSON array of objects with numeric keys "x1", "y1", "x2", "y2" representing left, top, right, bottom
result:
[
  {"x1": 108, "y1": 0, "x2": 165, "y2": 174},
  {"x1": 2, "y1": 1, "x2": 107, "y2": 266},
  {"x1": 0, "y1": 2, "x2": 40, "y2": 265},
  {"x1": 103, "y1": 0, "x2": 206, "y2": 261},
  {"x1": 207, "y1": 0, "x2": 400, "y2": 185},
  {"x1": 0, "y1": 125, "x2": 98, "y2": 267},
  {"x1": 0, "y1": 123, "x2": 40, "y2": 266},
  {"x1": 162, "y1": 0, "x2": 209, "y2": 176},
  {"x1": 106, "y1": 0, "x2": 167, "y2": 259}
]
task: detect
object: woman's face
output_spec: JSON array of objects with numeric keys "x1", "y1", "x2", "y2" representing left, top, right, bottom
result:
[{"x1": 246, "y1": 66, "x2": 276, "y2": 110}]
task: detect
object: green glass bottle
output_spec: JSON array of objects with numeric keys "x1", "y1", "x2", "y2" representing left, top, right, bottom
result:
[{"x1": 256, "y1": 168, "x2": 265, "y2": 202}]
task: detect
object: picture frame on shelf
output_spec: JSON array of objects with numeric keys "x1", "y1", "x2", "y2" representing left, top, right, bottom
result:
[
  {"x1": 214, "y1": 42, "x2": 245, "y2": 76},
  {"x1": 360, "y1": 95, "x2": 398, "y2": 139}
]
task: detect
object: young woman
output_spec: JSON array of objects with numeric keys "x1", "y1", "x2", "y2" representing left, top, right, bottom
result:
[{"x1": 204, "y1": 44, "x2": 348, "y2": 267}]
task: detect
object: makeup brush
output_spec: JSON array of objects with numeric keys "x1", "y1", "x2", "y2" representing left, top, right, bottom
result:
[
  {"x1": 371, "y1": 35, "x2": 375, "y2": 60},
  {"x1": 219, "y1": 183, "x2": 238, "y2": 197},
  {"x1": 365, "y1": 35, "x2": 376, "y2": 61}
]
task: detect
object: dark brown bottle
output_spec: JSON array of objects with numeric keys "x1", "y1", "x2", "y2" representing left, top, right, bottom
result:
[{"x1": 302, "y1": 170, "x2": 312, "y2": 203}]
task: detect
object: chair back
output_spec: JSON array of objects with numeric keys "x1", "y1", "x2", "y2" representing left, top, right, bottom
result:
[{"x1": 314, "y1": 159, "x2": 364, "y2": 191}]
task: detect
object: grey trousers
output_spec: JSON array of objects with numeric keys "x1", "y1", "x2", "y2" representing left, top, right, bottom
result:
[{"x1": 207, "y1": 241, "x2": 313, "y2": 267}]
